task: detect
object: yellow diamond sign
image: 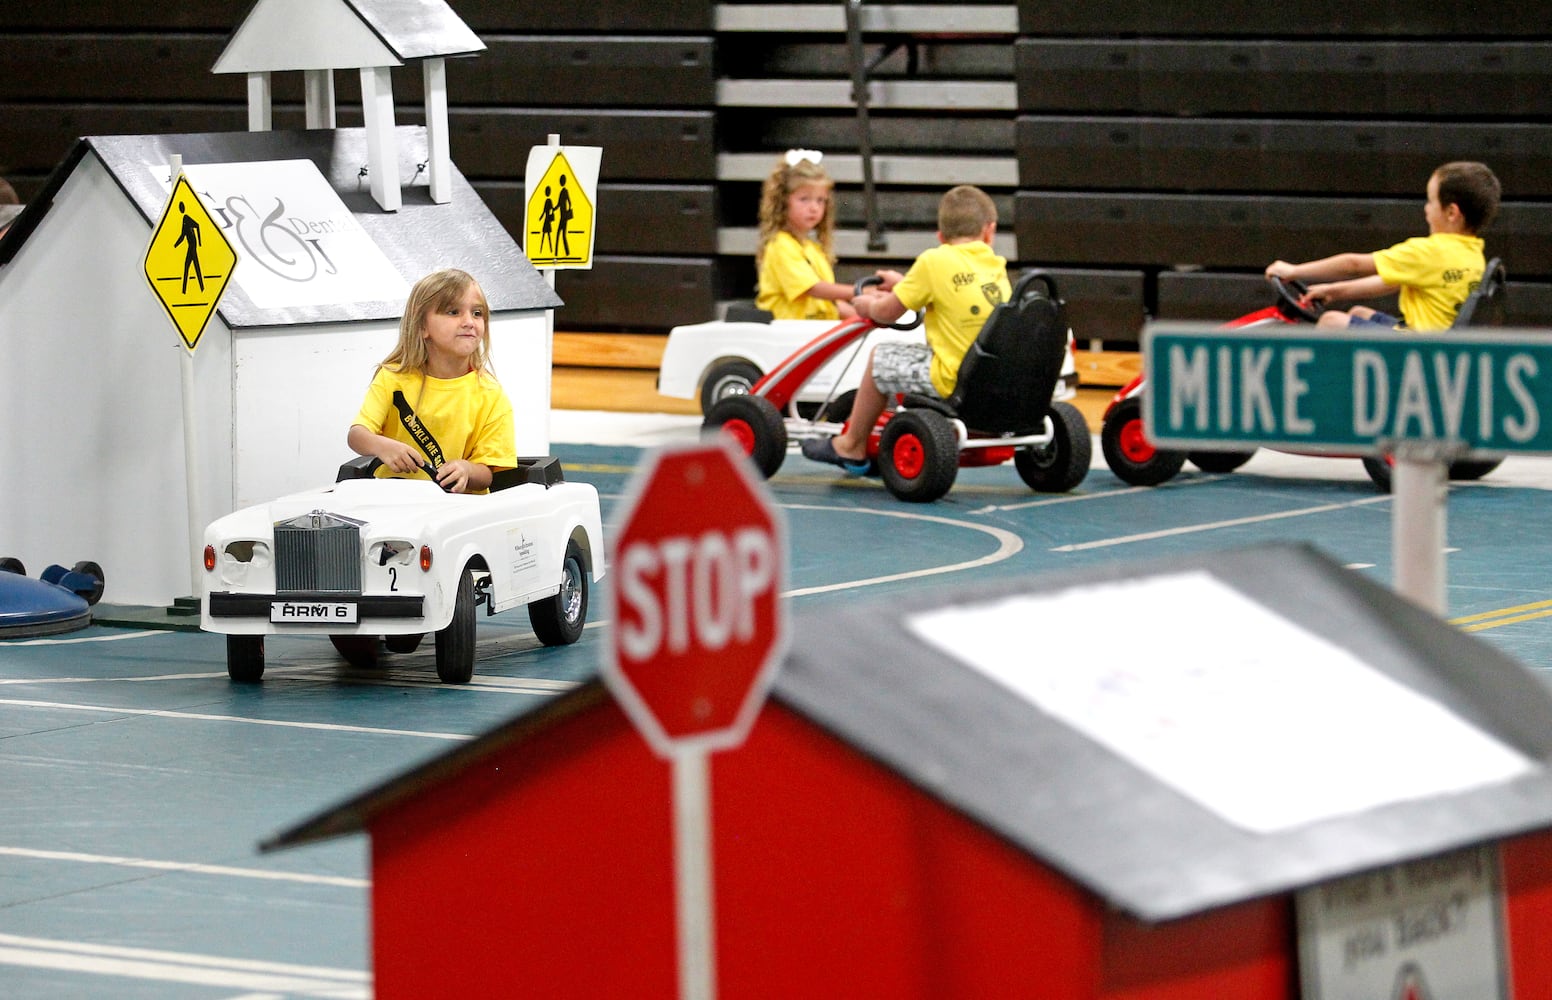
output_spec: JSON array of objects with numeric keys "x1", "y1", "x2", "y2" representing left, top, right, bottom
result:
[
  {"x1": 524, "y1": 146, "x2": 600, "y2": 269},
  {"x1": 143, "y1": 173, "x2": 237, "y2": 351}
]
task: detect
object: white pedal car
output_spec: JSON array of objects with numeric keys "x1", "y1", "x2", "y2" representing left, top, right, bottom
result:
[
  {"x1": 657, "y1": 313, "x2": 928, "y2": 416},
  {"x1": 201, "y1": 457, "x2": 604, "y2": 684}
]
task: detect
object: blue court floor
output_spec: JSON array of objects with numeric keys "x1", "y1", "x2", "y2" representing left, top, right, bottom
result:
[{"x1": 3, "y1": 412, "x2": 1551, "y2": 997}]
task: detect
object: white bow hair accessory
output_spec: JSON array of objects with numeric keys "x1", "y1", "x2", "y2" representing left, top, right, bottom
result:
[{"x1": 784, "y1": 148, "x2": 824, "y2": 167}]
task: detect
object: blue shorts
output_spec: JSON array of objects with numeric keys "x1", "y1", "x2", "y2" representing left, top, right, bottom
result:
[
  {"x1": 1348, "y1": 311, "x2": 1401, "y2": 329},
  {"x1": 871, "y1": 342, "x2": 940, "y2": 397}
]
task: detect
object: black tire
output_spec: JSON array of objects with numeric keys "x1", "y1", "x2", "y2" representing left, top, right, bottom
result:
[
  {"x1": 0, "y1": 556, "x2": 24, "y2": 575},
  {"x1": 226, "y1": 635, "x2": 265, "y2": 683},
  {"x1": 698, "y1": 359, "x2": 763, "y2": 415},
  {"x1": 797, "y1": 389, "x2": 857, "y2": 423},
  {"x1": 1189, "y1": 450, "x2": 1256, "y2": 474},
  {"x1": 879, "y1": 409, "x2": 959, "y2": 503},
  {"x1": 69, "y1": 560, "x2": 106, "y2": 605},
  {"x1": 1015, "y1": 401, "x2": 1091, "y2": 493},
  {"x1": 436, "y1": 566, "x2": 478, "y2": 684},
  {"x1": 529, "y1": 541, "x2": 589, "y2": 646},
  {"x1": 384, "y1": 633, "x2": 423, "y2": 654},
  {"x1": 1101, "y1": 398, "x2": 1187, "y2": 486},
  {"x1": 330, "y1": 635, "x2": 382, "y2": 668},
  {"x1": 1361, "y1": 455, "x2": 1394, "y2": 493},
  {"x1": 1450, "y1": 458, "x2": 1503, "y2": 481},
  {"x1": 703, "y1": 394, "x2": 788, "y2": 479}
]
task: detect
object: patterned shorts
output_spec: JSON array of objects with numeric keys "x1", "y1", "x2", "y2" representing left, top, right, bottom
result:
[{"x1": 871, "y1": 342, "x2": 940, "y2": 397}]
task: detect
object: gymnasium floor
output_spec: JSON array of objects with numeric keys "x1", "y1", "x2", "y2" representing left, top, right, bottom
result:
[{"x1": 4, "y1": 411, "x2": 1552, "y2": 997}]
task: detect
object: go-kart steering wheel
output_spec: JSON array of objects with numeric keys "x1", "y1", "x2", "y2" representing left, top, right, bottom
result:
[
  {"x1": 1269, "y1": 275, "x2": 1323, "y2": 323},
  {"x1": 853, "y1": 275, "x2": 923, "y2": 331}
]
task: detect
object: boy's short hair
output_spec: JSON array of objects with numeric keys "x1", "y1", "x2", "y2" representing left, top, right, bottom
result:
[
  {"x1": 938, "y1": 185, "x2": 997, "y2": 240},
  {"x1": 1434, "y1": 161, "x2": 1501, "y2": 232}
]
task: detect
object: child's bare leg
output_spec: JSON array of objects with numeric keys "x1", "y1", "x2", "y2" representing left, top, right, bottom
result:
[
  {"x1": 832, "y1": 358, "x2": 888, "y2": 461},
  {"x1": 1316, "y1": 310, "x2": 1353, "y2": 329}
]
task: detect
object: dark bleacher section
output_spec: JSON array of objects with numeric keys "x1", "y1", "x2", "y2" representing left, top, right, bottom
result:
[{"x1": 1, "y1": 1, "x2": 1548, "y2": 341}]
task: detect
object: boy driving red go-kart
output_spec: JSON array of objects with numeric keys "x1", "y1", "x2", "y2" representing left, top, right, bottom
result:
[{"x1": 1100, "y1": 268, "x2": 1506, "y2": 491}]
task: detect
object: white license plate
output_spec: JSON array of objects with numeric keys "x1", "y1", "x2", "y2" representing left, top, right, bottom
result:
[{"x1": 270, "y1": 601, "x2": 358, "y2": 624}]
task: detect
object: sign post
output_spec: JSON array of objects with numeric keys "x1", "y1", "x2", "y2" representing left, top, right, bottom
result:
[
  {"x1": 143, "y1": 156, "x2": 238, "y2": 595},
  {"x1": 602, "y1": 438, "x2": 789, "y2": 1000},
  {"x1": 1143, "y1": 324, "x2": 1552, "y2": 612}
]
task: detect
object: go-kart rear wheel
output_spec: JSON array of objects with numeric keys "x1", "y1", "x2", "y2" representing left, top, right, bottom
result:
[
  {"x1": 69, "y1": 560, "x2": 105, "y2": 605},
  {"x1": 1014, "y1": 401, "x2": 1091, "y2": 493},
  {"x1": 436, "y1": 565, "x2": 478, "y2": 684},
  {"x1": 330, "y1": 635, "x2": 382, "y2": 669},
  {"x1": 227, "y1": 635, "x2": 265, "y2": 683},
  {"x1": 879, "y1": 409, "x2": 959, "y2": 503},
  {"x1": 704, "y1": 394, "x2": 787, "y2": 479},
  {"x1": 529, "y1": 540, "x2": 589, "y2": 647},
  {"x1": 384, "y1": 633, "x2": 423, "y2": 654},
  {"x1": 1450, "y1": 458, "x2": 1503, "y2": 481},
  {"x1": 1361, "y1": 455, "x2": 1394, "y2": 493},
  {"x1": 1189, "y1": 450, "x2": 1256, "y2": 474},
  {"x1": 1101, "y1": 398, "x2": 1186, "y2": 486},
  {"x1": 699, "y1": 359, "x2": 763, "y2": 415}
]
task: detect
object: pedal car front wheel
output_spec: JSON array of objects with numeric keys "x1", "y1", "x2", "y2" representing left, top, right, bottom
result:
[
  {"x1": 699, "y1": 359, "x2": 763, "y2": 415},
  {"x1": 879, "y1": 410, "x2": 959, "y2": 503},
  {"x1": 1101, "y1": 397, "x2": 1186, "y2": 486},
  {"x1": 226, "y1": 635, "x2": 265, "y2": 683},
  {"x1": 529, "y1": 540, "x2": 589, "y2": 646},
  {"x1": 1189, "y1": 450, "x2": 1255, "y2": 474},
  {"x1": 1014, "y1": 401, "x2": 1091, "y2": 493},
  {"x1": 704, "y1": 394, "x2": 787, "y2": 479},
  {"x1": 436, "y1": 565, "x2": 478, "y2": 684}
]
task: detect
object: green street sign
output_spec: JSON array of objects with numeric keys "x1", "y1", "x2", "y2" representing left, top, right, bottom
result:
[{"x1": 1143, "y1": 323, "x2": 1552, "y2": 456}]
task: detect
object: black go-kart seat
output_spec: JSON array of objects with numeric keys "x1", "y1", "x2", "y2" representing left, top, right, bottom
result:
[
  {"x1": 1450, "y1": 256, "x2": 1506, "y2": 330},
  {"x1": 897, "y1": 269, "x2": 1068, "y2": 434}
]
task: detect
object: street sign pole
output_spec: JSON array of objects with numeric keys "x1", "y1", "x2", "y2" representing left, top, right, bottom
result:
[
  {"x1": 673, "y1": 748, "x2": 715, "y2": 1000},
  {"x1": 169, "y1": 154, "x2": 204, "y2": 597},
  {"x1": 1392, "y1": 450, "x2": 1449, "y2": 614}
]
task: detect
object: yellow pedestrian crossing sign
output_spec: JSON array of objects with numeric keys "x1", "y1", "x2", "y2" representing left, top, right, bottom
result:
[
  {"x1": 143, "y1": 173, "x2": 237, "y2": 351},
  {"x1": 524, "y1": 145, "x2": 601, "y2": 270}
]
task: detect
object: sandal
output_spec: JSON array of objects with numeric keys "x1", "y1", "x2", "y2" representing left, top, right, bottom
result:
[{"x1": 801, "y1": 436, "x2": 872, "y2": 475}]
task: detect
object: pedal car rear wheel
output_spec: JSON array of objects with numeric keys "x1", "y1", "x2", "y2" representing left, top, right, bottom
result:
[
  {"x1": 384, "y1": 634, "x2": 423, "y2": 653},
  {"x1": 699, "y1": 359, "x2": 763, "y2": 415},
  {"x1": 1189, "y1": 450, "x2": 1255, "y2": 474},
  {"x1": 704, "y1": 394, "x2": 787, "y2": 479},
  {"x1": 880, "y1": 409, "x2": 959, "y2": 503},
  {"x1": 1450, "y1": 458, "x2": 1502, "y2": 481},
  {"x1": 1014, "y1": 401, "x2": 1091, "y2": 493},
  {"x1": 529, "y1": 540, "x2": 589, "y2": 646},
  {"x1": 226, "y1": 635, "x2": 265, "y2": 683},
  {"x1": 330, "y1": 635, "x2": 382, "y2": 668},
  {"x1": 1101, "y1": 397, "x2": 1186, "y2": 486},
  {"x1": 436, "y1": 566, "x2": 478, "y2": 684}
]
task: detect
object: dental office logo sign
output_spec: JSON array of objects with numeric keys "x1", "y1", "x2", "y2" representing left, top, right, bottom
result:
[{"x1": 146, "y1": 160, "x2": 408, "y2": 310}]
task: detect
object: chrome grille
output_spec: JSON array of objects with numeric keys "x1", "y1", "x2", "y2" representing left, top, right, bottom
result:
[{"x1": 274, "y1": 511, "x2": 363, "y2": 593}]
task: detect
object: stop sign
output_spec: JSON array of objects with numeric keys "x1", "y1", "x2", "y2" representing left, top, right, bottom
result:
[{"x1": 604, "y1": 438, "x2": 788, "y2": 756}]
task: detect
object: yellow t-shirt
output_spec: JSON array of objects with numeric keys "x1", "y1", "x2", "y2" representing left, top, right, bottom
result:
[
  {"x1": 890, "y1": 240, "x2": 1011, "y2": 397},
  {"x1": 354, "y1": 367, "x2": 515, "y2": 486},
  {"x1": 756, "y1": 230, "x2": 840, "y2": 321},
  {"x1": 1372, "y1": 232, "x2": 1485, "y2": 332}
]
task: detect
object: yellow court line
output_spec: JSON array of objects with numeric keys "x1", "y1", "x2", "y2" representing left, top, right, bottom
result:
[
  {"x1": 1459, "y1": 608, "x2": 1552, "y2": 633},
  {"x1": 1451, "y1": 598, "x2": 1552, "y2": 626}
]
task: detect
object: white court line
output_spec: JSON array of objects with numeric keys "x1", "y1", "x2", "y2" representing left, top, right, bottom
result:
[
  {"x1": 0, "y1": 932, "x2": 367, "y2": 998},
  {"x1": 779, "y1": 503, "x2": 1023, "y2": 597},
  {"x1": 4, "y1": 630, "x2": 162, "y2": 646},
  {"x1": 1052, "y1": 494, "x2": 1393, "y2": 552},
  {"x1": 0, "y1": 846, "x2": 367, "y2": 888},
  {"x1": 0, "y1": 698, "x2": 471, "y2": 741},
  {"x1": 969, "y1": 482, "x2": 1176, "y2": 514}
]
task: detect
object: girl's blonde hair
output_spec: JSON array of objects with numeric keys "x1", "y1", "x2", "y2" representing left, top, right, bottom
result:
[
  {"x1": 380, "y1": 268, "x2": 495, "y2": 377},
  {"x1": 756, "y1": 154, "x2": 837, "y2": 269}
]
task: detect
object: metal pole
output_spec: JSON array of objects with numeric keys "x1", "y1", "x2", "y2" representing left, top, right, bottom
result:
[
  {"x1": 673, "y1": 749, "x2": 716, "y2": 1000},
  {"x1": 845, "y1": 0, "x2": 886, "y2": 251},
  {"x1": 170, "y1": 154, "x2": 205, "y2": 600},
  {"x1": 1391, "y1": 454, "x2": 1448, "y2": 614}
]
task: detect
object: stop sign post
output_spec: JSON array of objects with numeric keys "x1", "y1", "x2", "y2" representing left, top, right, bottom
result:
[{"x1": 603, "y1": 437, "x2": 788, "y2": 1000}]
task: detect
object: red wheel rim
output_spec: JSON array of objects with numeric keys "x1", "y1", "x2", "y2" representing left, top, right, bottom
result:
[
  {"x1": 893, "y1": 433, "x2": 926, "y2": 478},
  {"x1": 1118, "y1": 419, "x2": 1154, "y2": 463},
  {"x1": 721, "y1": 419, "x2": 756, "y2": 455}
]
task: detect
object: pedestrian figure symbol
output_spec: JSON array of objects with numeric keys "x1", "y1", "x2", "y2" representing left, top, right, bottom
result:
[
  {"x1": 556, "y1": 175, "x2": 573, "y2": 259},
  {"x1": 175, "y1": 201, "x2": 205, "y2": 293},
  {"x1": 524, "y1": 147, "x2": 596, "y2": 269}
]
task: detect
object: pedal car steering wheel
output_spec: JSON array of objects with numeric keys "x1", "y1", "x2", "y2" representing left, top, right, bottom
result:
[
  {"x1": 853, "y1": 275, "x2": 924, "y2": 331},
  {"x1": 1269, "y1": 275, "x2": 1323, "y2": 323}
]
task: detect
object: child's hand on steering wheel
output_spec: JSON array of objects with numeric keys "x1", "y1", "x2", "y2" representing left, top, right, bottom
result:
[{"x1": 375, "y1": 439, "x2": 428, "y2": 475}]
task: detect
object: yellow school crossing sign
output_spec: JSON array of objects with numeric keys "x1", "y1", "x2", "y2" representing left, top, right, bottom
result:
[
  {"x1": 524, "y1": 145, "x2": 601, "y2": 269},
  {"x1": 143, "y1": 173, "x2": 237, "y2": 351}
]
